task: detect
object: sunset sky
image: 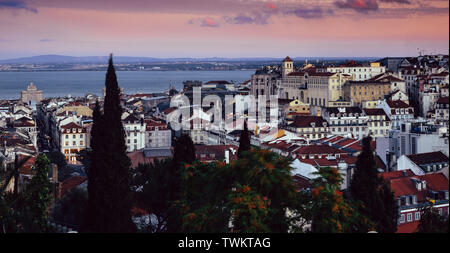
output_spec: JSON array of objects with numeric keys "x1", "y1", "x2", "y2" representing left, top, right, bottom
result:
[{"x1": 0, "y1": 0, "x2": 448, "y2": 59}]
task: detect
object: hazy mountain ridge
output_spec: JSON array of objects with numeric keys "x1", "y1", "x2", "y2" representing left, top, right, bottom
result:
[{"x1": 0, "y1": 55, "x2": 381, "y2": 64}]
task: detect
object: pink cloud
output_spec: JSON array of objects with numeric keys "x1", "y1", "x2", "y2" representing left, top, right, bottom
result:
[
  {"x1": 265, "y1": 3, "x2": 277, "y2": 10},
  {"x1": 202, "y1": 17, "x2": 219, "y2": 27}
]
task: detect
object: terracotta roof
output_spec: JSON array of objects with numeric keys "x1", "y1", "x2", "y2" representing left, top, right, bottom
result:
[
  {"x1": 283, "y1": 56, "x2": 293, "y2": 62},
  {"x1": 406, "y1": 151, "x2": 449, "y2": 166},
  {"x1": 314, "y1": 158, "x2": 338, "y2": 167},
  {"x1": 292, "y1": 175, "x2": 312, "y2": 190},
  {"x1": 13, "y1": 120, "x2": 35, "y2": 128},
  {"x1": 436, "y1": 97, "x2": 449, "y2": 104},
  {"x1": 289, "y1": 116, "x2": 328, "y2": 128},
  {"x1": 363, "y1": 108, "x2": 388, "y2": 116},
  {"x1": 396, "y1": 221, "x2": 419, "y2": 233},
  {"x1": 18, "y1": 155, "x2": 36, "y2": 175},
  {"x1": 61, "y1": 122, "x2": 84, "y2": 130},
  {"x1": 381, "y1": 169, "x2": 415, "y2": 181},
  {"x1": 343, "y1": 156, "x2": 357, "y2": 165},
  {"x1": 294, "y1": 144, "x2": 346, "y2": 156},
  {"x1": 387, "y1": 100, "x2": 411, "y2": 109},
  {"x1": 128, "y1": 150, "x2": 155, "y2": 168},
  {"x1": 131, "y1": 206, "x2": 149, "y2": 217},
  {"x1": 60, "y1": 176, "x2": 87, "y2": 197},
  {"x1": 145, "y1": 119, "x2": 167, "y2": 131},
  {"x1": 388, "y1": 173, "x2": 448, "y2": 201}
]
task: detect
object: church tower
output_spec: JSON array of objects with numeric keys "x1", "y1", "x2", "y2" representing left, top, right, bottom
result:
[{"x1": 282, "y1": 56, "x2": 294, "y2": 77}]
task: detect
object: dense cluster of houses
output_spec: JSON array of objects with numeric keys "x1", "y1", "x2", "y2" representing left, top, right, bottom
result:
[{"x1": 1, "y1": 54, "x2": 448, "y2": 233}]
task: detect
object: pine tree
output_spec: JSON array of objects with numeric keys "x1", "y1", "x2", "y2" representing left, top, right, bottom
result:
[
  {"x1": 83, "y1": 55, "x2": 135, "y2": 232},
  {"x1": 237, "y1": 120, "x2": 251, "y2": 159},
  {"x1": 350, "y1": 136, "x2": 397, "y2": 233}
]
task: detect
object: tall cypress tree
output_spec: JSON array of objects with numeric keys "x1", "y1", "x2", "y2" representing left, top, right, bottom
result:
[
  {"x1": 173, "y1": 134, "x2": 196, "y2": 165},
  {"x1": 83, "y1": 55, "x2": 135, "y2": 232},
  {"x1": 237, "y1": 120, "x2": 251, "y2": 159},
  {"x1": 350, "y1": 136, "x2": 397, "y2": 233}
]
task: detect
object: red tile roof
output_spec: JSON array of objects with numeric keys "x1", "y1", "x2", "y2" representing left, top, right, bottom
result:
[
  {"x1": 283, "y1": 56, "x2": 293, "y2": 62},
  {"x1": 289, "y1": 116, "x2": 328, "y2": 128},
  {"x1": 363, "y1": 108, "x2": 388, "y2": 116},
  {"x1": 60, "y1": 176, "x2": 87, "y2": 197},
  {"x1": 388, "y1": 173, "x2": 448, "y2": 202},
  {"x1": 61, "y1": 122, "x2": 84, "y2": 130},
  {"x1": 128, "y1": 150, "x2": 155, "y2": 168},
  {"x1": 314, "y1": 158, "x2": 338, "y2": 167},
  {"x1": 294, "y1": 144, "x2": 346, "y2": 156},
  {"x1": 396, "y1": 221, "x2": 419, "y2": 233},
  {"x1": 387, "y1": 100, "x2": 411, "y2": 109},
  {"x1": 381, "y1": 169, "x2": 415, "y2": 181},
  {"x1": 406, "y1": 151, "x2": 448, "y2": 166},
  {"x1": 18, "y1": 155, "x2": 36, "y2": 175},
  {"x1": 292, "y1": 175, "x2": 312, "y2": 190},
  {"x1": 436, "y1": 97, "x2": 449, "y2": 104}
]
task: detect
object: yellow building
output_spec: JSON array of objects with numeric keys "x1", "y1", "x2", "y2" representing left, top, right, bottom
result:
[
  {"x1": 56, "y1": 105, "x2": 93, "y2": 117},
  {"x1": 363, "y1": 100, "x2": 380, "y2": 109},
  {"x1": 287, "y1": 99, "x2": 310, "y2": 114},
  {"x1": 285, "y1": 99, "x2": 310, "y2": 120},
  {"x1": 343, "y1": 80, "x2": 391, "y2": 107},
  {"x1": 307, "y1": 72, "x2": 353, "y2": 107}
]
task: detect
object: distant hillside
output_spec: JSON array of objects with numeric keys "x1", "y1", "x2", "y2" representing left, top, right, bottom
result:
[{"x1": 0, "y1": 55, "x2": 380, "y2": 64}]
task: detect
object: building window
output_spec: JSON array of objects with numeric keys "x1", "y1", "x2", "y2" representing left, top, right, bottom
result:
[
  {"x1": 415, "y1": 212, "x2": 420, "y2": 221},
  {"x1": 399, "y1": 214, "x2": 405, "y2": 223},
  {"x1": 407, "y1": 213, "x2": 413, "y2": 222}
]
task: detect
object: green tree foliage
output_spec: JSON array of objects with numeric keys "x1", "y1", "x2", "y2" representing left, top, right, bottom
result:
[
  {"x1": 416, "y1": 205, "x2": 449, "y2": 233},
  {"x1": 0, "y1": 195, "x2": 14, "y2": 233},
  {"x1": 51, "y1": 188, "x2": 88, "y2": 230},
  {"x1": 47, "y1": 151, "x2": 67, "y2": 170},
  {"x1": 173, "y1": 134, "x2": 196, "y2": 166},
  {"x1": 174, "y1": 148, "x2": 307, "y2": 233},
  {"x1": 310, "y1": 167, "x2": 373, "y2": 233},
  {"x1": 131, "y1": 159, "x2": 174, "y2": 232},
  {"x1": 237, "y1": 120, "x2": 251, "y2": 159},
  {"x1": 23, "y1": 154, "x2": 53, "y2": 232},
  {"x1": 83, "y1": 56, "x2": 135, "y2": 233},
  {"x1": 350, "y1": 136, "x2": 397, "y2": 233}
]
